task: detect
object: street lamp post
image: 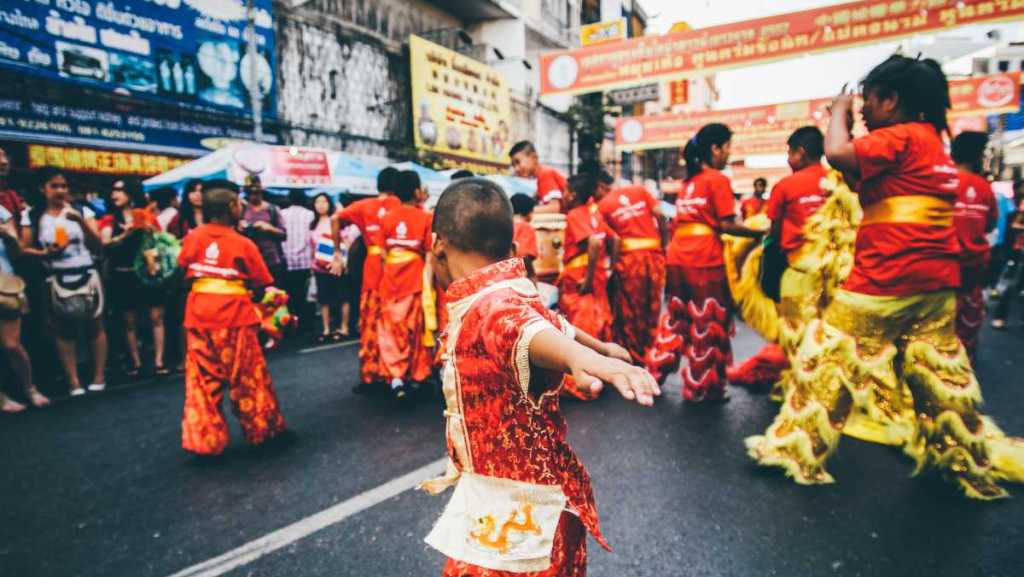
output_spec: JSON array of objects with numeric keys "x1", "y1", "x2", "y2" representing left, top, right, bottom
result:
[{"x1": 246, "y1": 0, "x2": 263, "y2": 142}]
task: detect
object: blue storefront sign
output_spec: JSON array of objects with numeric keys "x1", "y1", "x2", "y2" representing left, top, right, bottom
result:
[
  {"x1": 0, "y1": 97, "x2": 277, "y2": 156},
  {"x1": 0, "y1": 0, "x2": 275, "y2": 119}
]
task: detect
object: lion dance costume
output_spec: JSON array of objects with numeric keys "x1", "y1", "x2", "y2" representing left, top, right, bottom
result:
[{"x1": 744, "y1": 123, "x2": 1024, "y2": 499}]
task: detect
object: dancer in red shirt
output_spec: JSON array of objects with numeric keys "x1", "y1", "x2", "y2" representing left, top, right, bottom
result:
[
  {"x1": 510, "y1": 140, "x2": 567, "y2": 214},
  {"x1": 740, "y1": 177, "x2": 768, "y2": 220},
  {"x1": 422, "y1": 177, "x2": 658, "y2": 577},
  {"x1": 951, "y1": 131, "x2": 998, "y2": 359},
  {"x1": 646, "y1": 123, "x2": 762, "y2": 402},
  {"x1": 748, "y1": 55, "x2": 1024, "y2": 499},
  {"x1": 178, "y1": 181, "x2": 287, "y2": 455},
  {"x1": 510, "y1": 193, "x2": 539, "y2": 282},
  {"x1": 378, "y1": 170, "x2": 433, "y2": 399},
  {"x1": 728, "y1": 127, "x2": 829, "y2": 393},
  {"x1": 332, "y1": 167, "x2": 401, "y2": 392},
  {"x1": 596, "y1": 173, "x2": 666, "y2": 362}
]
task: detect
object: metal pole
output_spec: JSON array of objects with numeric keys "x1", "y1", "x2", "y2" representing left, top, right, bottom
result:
[{"x1": 246, "y1": 0, "x2": 263, "y2": 142}]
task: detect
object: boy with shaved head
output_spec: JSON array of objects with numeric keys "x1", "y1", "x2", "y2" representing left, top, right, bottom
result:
[
  {"x1": 421, "y1": 177, "x2": 659, "y2": 576},
  {"x1": 177, "y1": 180, "x2": 288, "y2": 455}
]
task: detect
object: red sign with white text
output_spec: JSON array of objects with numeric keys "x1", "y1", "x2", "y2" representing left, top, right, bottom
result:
[
  {"x1": 617, "y1": 73, "x2": 1022, "y2": 156},
  {"x1": 269, "y1": 148, "x2": 331, "y2": 185},
  {"x1": 541, "y1": 0, "x2": 1024, "y2": 96}
]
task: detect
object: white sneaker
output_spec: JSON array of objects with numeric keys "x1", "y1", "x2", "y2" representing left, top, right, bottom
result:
[
  {"x1": 389, "y1": 378, "x2": 404, "y2": 391},
  {"x1": 87, "y1": 383, "x2": 106, "y2": 392},
  {"x1": 69, "y1": 387, "x2": 86, "y2": 397}
]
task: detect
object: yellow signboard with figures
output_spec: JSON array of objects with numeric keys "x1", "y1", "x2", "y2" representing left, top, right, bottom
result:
[{"x1": 409, "y1": 35, "x2": 512, "y2": 169}]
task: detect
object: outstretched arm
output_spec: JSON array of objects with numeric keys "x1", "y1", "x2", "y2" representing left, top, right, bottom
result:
[{"x1": 529, "y1": 328, "x2": 660, "y2": 405}]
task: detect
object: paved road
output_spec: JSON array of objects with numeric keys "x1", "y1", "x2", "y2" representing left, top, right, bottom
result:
[{"x1": 2, "y1": 323, "x2": 1023, "y2": 577}]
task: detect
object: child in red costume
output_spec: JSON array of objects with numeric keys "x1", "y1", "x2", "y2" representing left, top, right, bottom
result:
[
  {"x1": 178, "y1": 181, "x2": 287, "y2": 455},
  {"x1": 378, "y1": 170, "x2": 434, "y2": 399},
  {"x1": 421, "y1": 177, "x2": 659, "y2": 576}
]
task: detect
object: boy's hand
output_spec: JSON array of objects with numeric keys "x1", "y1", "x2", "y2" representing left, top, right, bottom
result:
[
  {"x1": 603, "y1": 342, "x2": 633, "y2": 364},
  {"x1": 567, "y1": 349, "x2": 660, "y2": 406}
]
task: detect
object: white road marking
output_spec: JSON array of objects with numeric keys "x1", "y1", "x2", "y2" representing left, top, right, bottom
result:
[
  {"x1": 298, "y1": 340, "x2": 359, "y2": 354},
  {"x1": 164, "y1": 457, "x2": 447, "y2": 577}
]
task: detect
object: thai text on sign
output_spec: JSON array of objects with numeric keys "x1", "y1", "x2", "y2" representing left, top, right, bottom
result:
[{"x1": 541, "y1": 0, "x2": 1024, "y2": 96}]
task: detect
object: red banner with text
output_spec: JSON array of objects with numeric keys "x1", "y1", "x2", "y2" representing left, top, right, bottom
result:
[
  {"x1": 616, "y1": 72, "x2": 1022, "y2": 156},
  {"x1": 541, "y1": 0, "x2": 1024, "y2": 96}
]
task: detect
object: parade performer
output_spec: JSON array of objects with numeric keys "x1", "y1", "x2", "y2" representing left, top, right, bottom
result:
[
  {"x1": 951, "y1": 131, "x2": 998, "y2": 359},
  {"x1": 558, "y1": 174, "x2": 616, "y2": 400},
  {"x1": 596, "y1": 173, "x2": 666, "y2": 362},
  {"x1": 510, "y1": 141, "x2": 567, "y2": 214},
  {"x1": 728, "y1": 127, "x2": 829, "y2": 393},
  {"x1": 747, "y1": 55, "x2": 1024, "y2": 499},
  {"x1": 420, "y1": 177, "x2": 659, "y2": 577},
  {"x1": 740, "y1": 177, "x2": 768, "y2": 220},
  {"x1": 378, "y1": 170, "x2": 434, "y2": 399},
  {"x1": 645, "y1": 124, "x2": 762, "y2": 402},
  {"x1": 510, "y1": 193, "x2": 540, "y2": 283},
  {"x1": 178, "y1": 181, "x2": 287, "y2": 456},
  {"x1": 332, "y1": 167, "x2": 401, "y2": 392}
]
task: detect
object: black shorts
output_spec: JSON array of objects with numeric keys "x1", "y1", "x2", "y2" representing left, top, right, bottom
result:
[
  {"x1": 311, "y1": 272, "x2": 344, "y2": 307},
  {"x1": 107, "y1": 269, "x2": 165, "y2": 310}
]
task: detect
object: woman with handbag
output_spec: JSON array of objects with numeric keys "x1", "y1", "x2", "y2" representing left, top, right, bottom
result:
[
  {"x1": 0, "y1": 203, "x2": 48, "y2": 412},
  {"x1": 99, "y1": 178, "x2": 169, "y2": 378},
  {"x1": 19, "y1": 167, "x2": 107, "y2": 397}
]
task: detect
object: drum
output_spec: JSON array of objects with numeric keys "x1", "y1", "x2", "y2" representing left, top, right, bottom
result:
[{"x1": 531, "y1": 213, "x2": 565, "y2": 284}]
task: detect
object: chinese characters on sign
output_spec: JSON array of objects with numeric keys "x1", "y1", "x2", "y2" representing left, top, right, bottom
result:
[
  {"x1": 27, "y1": 144, "x2": 188, "y2": 176},
  {"x1": 541, "y1": 0, "x2": 1024, "y2": 96},
  {"x1": 409, "y1": 35, "x2": 512, "y2": 170}
]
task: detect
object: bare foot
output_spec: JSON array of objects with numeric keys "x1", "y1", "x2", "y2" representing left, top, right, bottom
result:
[
  {"x1": 28, "y1": 388, "x2": 50, "y2": 408},
  {"x1": 2, "y1": 398, "x2": 26, "y2": 413}
]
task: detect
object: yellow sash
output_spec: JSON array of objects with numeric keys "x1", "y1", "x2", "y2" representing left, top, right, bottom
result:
[
  {"x1": 622, "y1": 237, "x2": 661, "y2": 252},
  {"x1": 861, "y1": 195, "x2": 953, "y2": 227},
  {"x1": 565, "y1": 253, "x2": 589, "y2": 270},
  {"x1": 385, "y1": 248, "x2": 422, "y2": 265},
  {"x1": 673, "y1": 222, "x2": 716, "y2": 238},
  {"x1": 191, "y1": 278, "x2": 248, "y2": 295},
  {"x1": 422, "y1": 259, "x2": 438, "y2": 348},
  {"x1": 367, "y1": 246, "x2": 383, "y2": 256}
]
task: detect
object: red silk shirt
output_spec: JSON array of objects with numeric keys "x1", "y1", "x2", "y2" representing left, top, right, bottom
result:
[
  {"x1": 536, "y1": 165, "x2": 567, "y2": 206},
  {"x1": 379, "y1": 203, "x2": 432, "y2": 300},
  {"x1": 598, "y1": 185, "x2": 660, "y2": 243},
  {"x1": 562, "y1": 200, "x2": 611, "y2": 283},
  {"x1": 668, "y1": 168, "x2": 736, "y2": 268},
  {"x1": 179, "y1": 223, "x2": 273, "y2": 329},
  {"x1": 438, "y1": 257, "x2": 609, "y2": 550},
  {"x1": 765, "y1": 164, "x2": 829, "y2": 257},
  {"x1": 954, "y1": 170, "x2": 998, "y2": 269},
  {"x1": 848, "y1": 122, "x2": 960, "y2": 296},
  {"x1": 333, "y1": 195, "x2": 400, "y2": 289}
]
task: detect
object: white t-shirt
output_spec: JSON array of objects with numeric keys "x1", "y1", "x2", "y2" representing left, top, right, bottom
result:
[
  {"x1": 21, "y1": 205, "x2": 96, "y2": 271},
  {"x1": 156, "y1": 207, "x2": 178, "y2": 231}
]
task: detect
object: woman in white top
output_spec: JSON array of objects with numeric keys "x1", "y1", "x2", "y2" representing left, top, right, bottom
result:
[{"x1": 20, "y1": 167, "x2": 108, "y2": 397}]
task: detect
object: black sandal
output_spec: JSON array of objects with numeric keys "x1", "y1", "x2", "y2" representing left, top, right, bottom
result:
[
  {"x1": 125, "y1": 364, "x2": 142, "y2": 380},
  {"x1": 154, "y1": 365, "x2": 171, "y2": 377}
]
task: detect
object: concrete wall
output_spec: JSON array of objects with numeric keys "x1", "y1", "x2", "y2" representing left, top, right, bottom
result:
[{"x1": 274, "y1": 0, "x2": 462, "y2": 156}]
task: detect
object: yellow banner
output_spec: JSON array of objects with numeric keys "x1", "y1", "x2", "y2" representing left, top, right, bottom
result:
[
  {"x1": 409, "y1": 35, "x2": 512, "y2": 167},
  {"x1": 581, "y1": 20, "x2": 626, "y2": 46},
  {"x1": 27, "y1": 145, "x2": 189, "y2": 176}
]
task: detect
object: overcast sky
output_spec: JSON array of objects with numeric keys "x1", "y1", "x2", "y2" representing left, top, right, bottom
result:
[{"x1": 641, "y1": 0, "x2": 1020, "y2": 109}]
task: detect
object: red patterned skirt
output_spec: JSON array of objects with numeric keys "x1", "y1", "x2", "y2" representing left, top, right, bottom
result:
[
  {"x1": 611, "y1": 250, "x2": 666, "y2": 362},
  {"x1": 182, "y1": 325, "x2": 287, "y2": 455},
  {"x1": 378, "y1": 292, "x2": 434, "y2": 383}
]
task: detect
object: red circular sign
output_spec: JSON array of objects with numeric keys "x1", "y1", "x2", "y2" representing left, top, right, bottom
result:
[{"x1": 978, "y1": 75, "x2": 1016, "y2": 108}]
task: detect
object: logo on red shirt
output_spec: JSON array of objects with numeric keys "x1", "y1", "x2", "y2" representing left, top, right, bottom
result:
[{"x1": 204, "y1": 242, "x2": 219, "y2": 263}]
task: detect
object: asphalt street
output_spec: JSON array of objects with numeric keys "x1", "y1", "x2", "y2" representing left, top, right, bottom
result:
[{"x1": 2, "y1": 322, "x2": 1023, "y2": 577}]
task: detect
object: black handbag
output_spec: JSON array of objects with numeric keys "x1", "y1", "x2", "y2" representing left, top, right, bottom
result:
[{"x1": 759, "y1": 236, "x2": 787, "y2": 302}]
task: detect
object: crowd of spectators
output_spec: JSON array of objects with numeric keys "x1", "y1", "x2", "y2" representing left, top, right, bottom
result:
[{"x1": 0, "y1": 147, "x2": 363, "y2": 413}]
